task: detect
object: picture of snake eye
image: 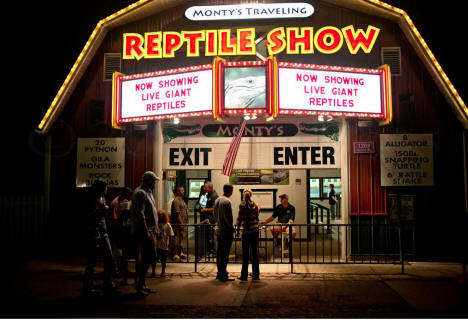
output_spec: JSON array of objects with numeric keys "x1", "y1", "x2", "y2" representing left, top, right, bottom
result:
[{"x1": 224, "y1": 67, "x2": 266, "y2": 109}]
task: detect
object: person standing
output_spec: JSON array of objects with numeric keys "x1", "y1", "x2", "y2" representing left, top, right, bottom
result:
[
  {"x1": 109, "y1": 187, "x2": 132, "y2": 282},
  {"x1": 236, "y1": 189, "x2": 260, "y2": 281},
  {"x1": 171, "y1": 185, "x2": 188, "y2": 261},
  {"x1": 131, "y1": 171, "x2": 160, "y2": 295},
  {"x1": 82, "y1": 179, "x2": 118, "y2": 297},
  {"x1": 201, "y1": 181, "x2": 218, "y2": 255},
  {"x1": 328, "y1": 184, "x2": 337, "y2": 220},
  {"x1": 214, "y1": 183, "x2": 235, "y2": 282},
  {"x1": 155, "y1": 210, "x2": 174, "y2": 277}
]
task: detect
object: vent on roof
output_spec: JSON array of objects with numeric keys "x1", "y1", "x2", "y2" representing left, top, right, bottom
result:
[
  {"x1": 103, "y1": 53, "x2": 121, "y2": 82},
  {"x1": 381, "y1": 47, "x2": 401, "y2": 76}
]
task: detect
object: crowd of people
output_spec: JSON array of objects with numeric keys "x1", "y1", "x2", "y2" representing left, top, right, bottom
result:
[{"x1": 81, "y1": 171, "x2": 305, "y2": 296}]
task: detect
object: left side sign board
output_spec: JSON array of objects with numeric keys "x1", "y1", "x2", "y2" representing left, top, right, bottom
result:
[{"x1": 76, "y1": 138, "x2": 125, "y2": 188}]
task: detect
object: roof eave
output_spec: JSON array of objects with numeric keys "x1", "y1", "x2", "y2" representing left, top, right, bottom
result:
[{"x1": 36, "y1": 0, "x2": 186, "y2": 134}]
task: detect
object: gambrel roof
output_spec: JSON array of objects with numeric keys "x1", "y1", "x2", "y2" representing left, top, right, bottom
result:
[{"x1": 35, "y1": 0, "x2": 468, "y2": 133}]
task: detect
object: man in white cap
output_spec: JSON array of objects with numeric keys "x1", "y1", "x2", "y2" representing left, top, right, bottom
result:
[{"x1": 131, "y1": 171, "x2": 160, "y2": 295}]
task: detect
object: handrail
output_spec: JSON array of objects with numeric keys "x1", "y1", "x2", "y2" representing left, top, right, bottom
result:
[{"x1": 310, "y1": 202, "x2": 329, "y2": 210}]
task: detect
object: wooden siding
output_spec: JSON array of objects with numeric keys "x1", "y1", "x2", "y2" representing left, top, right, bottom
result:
[{"x1": 47, "y1": 0, "x2": 466, "y2": 259}]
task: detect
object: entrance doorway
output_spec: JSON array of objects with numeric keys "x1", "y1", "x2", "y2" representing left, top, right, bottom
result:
[
  {"x1": 164, "y1": 169, "x2": 210, "y2": 224},
  {"x1": 307, "y1": 169, "x2": 342, "y2": 225}
]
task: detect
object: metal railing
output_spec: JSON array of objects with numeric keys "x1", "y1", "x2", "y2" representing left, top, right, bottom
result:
[{"x1": 161, "y1": 222, "x2": 415, "y2": 273}]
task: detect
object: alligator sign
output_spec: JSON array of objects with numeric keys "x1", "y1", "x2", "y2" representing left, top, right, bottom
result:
[
  {"x1": 163, "y1": 123, "x2": 201, "y2": 142},
  {"x1": 299, "y1": 122, "x2": 339, "y2": 141}
]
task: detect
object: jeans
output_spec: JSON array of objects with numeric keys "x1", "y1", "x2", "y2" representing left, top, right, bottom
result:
[
  {"x1": 330, "y1": 204, "x2": 336, "y2": 220},
  {"x1": 83, "y1": 233, "x2": 114, "y2": 291},
  {"x1": 216, "y1": 233, "x2": 233, "y2": 279},
  {"x1": 241, "y1": 231, "x2": 259, "y2": 279},
  {"x1": 156, "y1": 248, "x2": 168, "y2": 271},
  {"x1": 136, "y1": 234, "x2": 157, "y2": 289}
]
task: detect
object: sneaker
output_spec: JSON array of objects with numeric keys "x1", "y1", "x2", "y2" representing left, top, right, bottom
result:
[
  {"x1": 237, "y1": 277, "x2": 248, "y2": 281},
  {"x1": 180, "y1": 253, "x2": 187, "y2": 259},
  {"x1": 160, "y1": 271, "x2": 166, "y2": 277},
  {"x1": 173, "y1": 255, "x2": 180, "y2": 261}
]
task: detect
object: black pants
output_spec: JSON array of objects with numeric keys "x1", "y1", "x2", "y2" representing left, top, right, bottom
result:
[
  {"x1": 118, "y1": 235, "x2": 132, "y2": 282},
  {"x1": 156, "y1": 248, "x2": 168, "y2": 271},
  {"x1": 216, "y1": 233, "x2": 233, "y2": 279},
  {"x1": 83, "y1": 234, "x2": 113, "y2": 291},
  {"x1": 136, "y1": 236, "x2": 157, "y2": 289},
  {"x1": 241, "y1": 231, "x2": 260, "y2": 279}
]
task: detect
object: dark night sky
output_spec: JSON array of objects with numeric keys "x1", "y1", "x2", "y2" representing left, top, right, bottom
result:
[{"x1": 1, "y1": 0, "x2": 466, "y2": 194}]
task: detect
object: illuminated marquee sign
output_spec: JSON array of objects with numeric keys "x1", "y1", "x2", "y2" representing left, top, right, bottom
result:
[
  {"x1": 122, "y1": 25, "x2": 380, "y2": 59},
  {"x1": 185, "y1": 3, "x2": 314, "y2": 21},
  {"x1": 112, "y1": 59, "x2": 392, "y2": 126},
  {"x1": 113, "y1": 65, "x2": 213, "y2": 124},
  {"x1": 277, "y1": 63, "x2": 389, "y2": 118}
]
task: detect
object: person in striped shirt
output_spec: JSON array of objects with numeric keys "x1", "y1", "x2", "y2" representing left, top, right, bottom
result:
[{"x1": 236, "y1": 189, "x2": 260, "y2": 281}]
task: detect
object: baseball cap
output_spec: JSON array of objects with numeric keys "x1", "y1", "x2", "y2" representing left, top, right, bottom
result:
[
  {"x1": 279, "y1": 193, "x2": 288, "y2": 199},
  {"x1": 142, "y1": 171, "x2": 160, "y2": 181}
]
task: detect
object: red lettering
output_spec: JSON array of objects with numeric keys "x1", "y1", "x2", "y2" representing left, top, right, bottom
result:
[
  {"x1": 314, "y1": 27, "x2": 343, "y2": 54},
  {"x1": 342, "y1": 25, "x2": 380, "y2": 54},
  {"x1": 123, "y1": 34, "x2": 144, "y2": 60},
  {"x1": 267, "y1": 27, "x2": 286, "y2": 55},
  {"x1": 163, "y1": 32, "x2": 183, "y2": 57},
  {"x1": 287, "y1": 27, "x2": 313, "y2": 53}
]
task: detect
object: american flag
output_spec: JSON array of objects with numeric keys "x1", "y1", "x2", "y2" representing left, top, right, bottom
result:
[{"x1": 221, "y1": 119, "x2": 247, "y2": 176}]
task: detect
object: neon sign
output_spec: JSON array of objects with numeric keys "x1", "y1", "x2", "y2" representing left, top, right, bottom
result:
[
  {"x1": 112, "y1": 58, "x2": 392, "y2": 127},
  {"x1": 113, "y1": 65, "x2": 213, "y2": 125},
  {"x1": 123, "y1": 25, "x2": 380, "y2": 60},
  {"x1": 277, "y1": 64, "x2": 385, "y2": 117}
]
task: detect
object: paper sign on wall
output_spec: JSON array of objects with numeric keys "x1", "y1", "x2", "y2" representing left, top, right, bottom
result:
[
  {"x1": 380, "y1": 134, "x2": 434, "y2": 186},
  {"x1": 76, "y1": 138, "x2": 125, "y2": 188}
]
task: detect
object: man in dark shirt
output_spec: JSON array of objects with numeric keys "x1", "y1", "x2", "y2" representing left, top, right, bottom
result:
[
  {"x1": 261, "y1": 194, "x2": 296, "y2": 246},
  {"x1": 131, "y1": 171, "x2": 160, "y2": 295},
  {"x1": 201, "y1": 181, "x2": 218, "y2": 255},
  {"x1": 328, "y1": 184, "x2": 337, "y2": 220}
]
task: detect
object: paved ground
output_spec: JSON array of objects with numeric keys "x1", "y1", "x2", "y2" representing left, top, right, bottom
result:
[{"x1": 2, "y1": 259, "x2": 467, "y2": 318}]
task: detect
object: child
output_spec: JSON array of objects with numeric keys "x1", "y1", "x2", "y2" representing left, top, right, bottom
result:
[{"x1": 151, "y1": 210, "x2": 174, "y2": 277}]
